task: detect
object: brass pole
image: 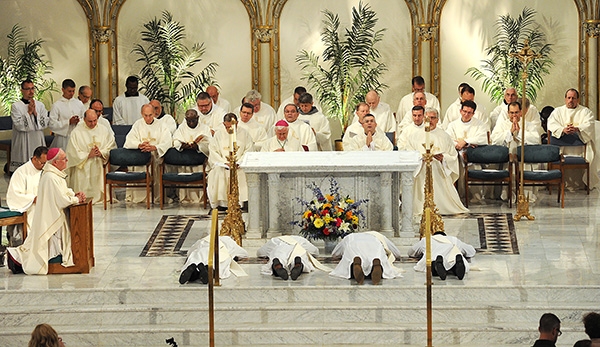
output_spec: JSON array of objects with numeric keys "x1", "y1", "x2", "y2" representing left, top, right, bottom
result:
[{"x1": 207, "y1": 209, "x2": 220, "y2": 347}]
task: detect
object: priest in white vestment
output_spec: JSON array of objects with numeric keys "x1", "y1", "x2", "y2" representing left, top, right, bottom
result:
[
  {"x1": 406, "y1": 108, "x2": 469, "y2": 215},
  {"x1": 489, "y1": 88, "x2": 518, "y2": 129},
  {"x1": 112, "y1": 76, "x2": 150, "y2": 125},
  {"x1": 207, "y1": 113, "x2": 254, "y2": 209},
  {"x1": 495, "y1": 98, "x2": 542, "y2": 132},
  {"x1": 397, "y1": 91, "x2": 428, "y2": 136},
  {"x1": 330, "y1": 231, "x2": 403, "y2": 284},
  {"x1": 240, "y1": 90, "x2": 277, "y2": 132},
  {"x1": 396, "y1": 76, "x2": 441, "y2": 119},
  {"x1": 343, "y1": 114, "x2": 393, "y2": 151},
  {"x1": 238, "y1": 103, "x2": 268, "y2": 151},
  {"x1": 5, "y1": 146, "x2": 48, "y2": 246},
  {"x1": 123, "y1": 104, "x2": 173, "y2": 203},
  {"x1": 172, "y1": 109, "x2": 212, "y2": 204},
  {"x1": 298, "y1": 93, "x2": 332, "y2": 151},
  {"x1": 276, "y1": 86, "x2": 322, "y2": 119},
  {"x1": 547, "y1": 88, "x2": 599, "y2": 189},
  {"x1": 442, "y1": 85, "x2": 490, "y2": 131},
  {"x1": 9, "y1": 80, "x2": 50, "y2": 173},
  {"x1": 150, "y1": 99, "x2": 177, "y2": 135},
  {"x1": 397, "y1": 106, "x2": 425, "y2": 151},
  {"x1": 7, "y1": 148, "x2": 86, "y2": 275},
  {"x1": 350, "y1": 90, "x2": 395, "y2": 133},
  {"x1": 257, "y1": 235, "x2": 328, "y2": 281},
  {"x1": 281, "y1": 104, "x2": 317, "y2": 151},
  {"x1": 90, "y1": 99, "x2": 114, "y2": 136},
  {"x1": 66, "y1": 109, "x2": 117, "y2": 204},
  {"x1": 408, "y1": 231, "x2": 476, "y2": 280},
  {"x1": 179, "y1": 235, "x2": 248, "y2": 284},
  {"x1": 207, "y1": 85, "x2": 231, "y2": 113},
  {"x1": 261, "y1": 120, "x2": 303, "y2": 152},
  {"x1": 344, "y1": 102, "x2": 371, "y2": 141},
  {"x1": 193, "y1": 92, "x2": 226, "y2": 133},
  {"x1": 49, "y1": 79, "x2": 85, "y2": 150},
  {"x1": 77, "y1": 85, "x2": 92, "y2": 110}
]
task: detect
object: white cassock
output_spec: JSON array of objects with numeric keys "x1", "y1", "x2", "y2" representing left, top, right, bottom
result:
[
  {"x1": 181, "y1": 235, "x2": 248, "y2": 279},
  {"x1": 408, "y1": 234, "x2": 476, "y2": 273},
  {"x1": 157, "y1": 114, "x2": 177, "y2": 135},
  {"x1": 277, "y1": 95, "x2": 323, "y2": 119},
  {"x1": 351, "y1": 102, "x2": 395, "y2": 133},
  {"x1": 343, "y1": 130, "x2": 393, "y2": 151},
  {"x1": 494, "y1": 104, "x2": 542, "y2": 132},
  {"x1": 446, "y1": 118, "x2": 489, "y2": 148},
  {"x1": 343, "y1": 116, "x2": 385, "y2": 141},
  {"x1": 397, "y1": 109, "x2": 420, "y2": 137},
  {"x1": 192, "y1": 104, "x2": 226, "y2": 131},
  {"x1": 257, "y1": 235, "x2": 328, "y2": 275},
  {"x1": 66, "y1": 122, "x2": 117, "y2": 204},
  {"x1": 330, "y1": 231, "x2": 403, "y2": 279},
  {"x1": 49, "y1": 97, "x2": 86, "y2": 150},
  {"x1": 489, "y1": 103, "x2": 508, "y2": 129},
  {"x1": 98, "y1": 116, "x2": 114, "y2": 137},
  {"x1": 6, "y1": 160, "x2": 42, "y2": 244},
  {"x1": 10, "y1": 99, "x2": 49, "y2": 172},
  {"x1": 285, "y1": 120, "x2": 318, "y2": 152},
  {"x1": 123, "y1": 119, "x2": 173, "y2": 203},
  {"x1": 260, "y1": 135, "x2": 303, "y2": 152},
  {"x1": 172, "y1": 122, "x2": 212, "y2": 203},
  {"x1": 238, "y1": 118, "x2": 269, "y2": 151},
  {"x1": 547, "y1": 104, "x2": 599, "y2": 189},
  {"x1": 397, "y1": 92, "x2": 441, "y2": 120},
  {"x1": 7, "y1": 163, "x2": 79, "y2": 275},
  {"x1": 442, "y1": 102, "x2": 490, "y2": 131},
  {"x1": 298, "y1": 108, "x2": 332, "y2": 151},
  {"x1": 112, "y1": 93, "x2": 150, "y2": 125},
  {"x1": 397, "y1": 123, "x2": 424, "y2": 151},
  {"x1": 244, "y1": 102, "x2": 277, "y2": 132},
  {"x1": 406, "y1": 127, "x2": 469, "y2": 215},
  {"x1": 207, "y1": 124, "x2": 253, "y2": 208},
  {"x1": 216, "y1": 97, "x2": 231, "y2": 113}
]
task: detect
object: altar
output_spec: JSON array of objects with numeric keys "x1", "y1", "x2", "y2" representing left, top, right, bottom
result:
[{"x1": 240, "y1": 151, "x2": 421, "y2": 239}]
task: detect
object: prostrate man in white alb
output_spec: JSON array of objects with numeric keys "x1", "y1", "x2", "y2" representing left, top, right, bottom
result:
[
  {"x1": 7, "y1": 148, "x2": 86, "y2": 275},
  {"x1": 66, "y1": 109, "x2": 117, "y2": 204},
  {"x1": 5, "y1": 146, "x2": 48, "y2": 246},
  {"x1": 350, "y1": 90, "x2": 395, "y2": 133},
  {"x1": 193, "y1": 92, "x2": 226, "y2": 133},
  {"x1": 9, "y1": 79, "x2": 50, "y2": 173},
  {"x1": 489, "y1": 87, "x2": 518, "y2": 129},
  {"x1": 297, "y1": 93, "x2": 332, "y2": 151},
  {"x1": 442, "y1": 85, "x2": 490, "y2": 131},
  {"x1": 405, "y1": 108, "x2": 468, "y2": 215},
  {"x1": 397, "y1": 106, "x2": 425, "y2": 151},
  {"x1": 206, "y1": 85, "x2": 231, "y2": 113},
  {"x1": 112, "y1": 76, "x2": 150, "y2": 125},
  {"x1": 150, "y1": 99, "x2": 177, "y2": 135},
  {"x1": 77, "y1": 85, "x2": 92, "y2": 109},
  {"x1": 330, "y1": 231, "x2": 403, "y2": 285},
  {"x1": 237, "y1": 103, "x2": 268, "y2": 151},
  {"x1": 257, "y1": 235, "x2": 328, "y2": 281},
  {"x1": 397, "y1": 91, "x2": 428, "y2": 136},
  {"x1": 89, "y1": 99, "x2": 114, "y2": 136},
  {"x1": 123, "y1": 104, "x2": 173, "y2": 203},
  {"x1": 547, "y1": 88, "x2": 599, "y2": 190},
  {"x1": 408, "y1": 230, "x2": 476, "y2": 280},
  {"x1": 343, "y1": 114, "x2": 393, "y2": 151},
  {"x1": 396, "y1": 75, "x2": 441, "y2": 118},
  {"x1": 49, "y1": 79, "x2": 85, "y2": 150},
  {"x1": 207, "y1": 113, "x2": 254, "y2": 211},
  {"x1": 242, "y1": 89, "x2": 276, "y2": 132},
  {"x1": 281, "y1": 104, "x2": 317, "y2": 151},
  {"x1": 261, "y1": 120, "x2": 302, "y2": 152}
]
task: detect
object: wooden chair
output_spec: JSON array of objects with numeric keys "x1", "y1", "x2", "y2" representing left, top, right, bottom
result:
[
  {"x1": 515, "y1": 144, "x2": 565, "y2": 208},
  {"x1": 547, "y1": 130, "x2": 590, "y2": 194},
  {"x1": 159, "y1": 148, "x2": 208, "y2": 209},
  {"x1": 0, "y1": 209, "x2": 27, "y2": 247},
  {"x1": 464, "y1": 145, "x2": 513, "y2": 207},
  {"x1": 104, "y1": 148, "x2": 153, "y2": 209}
]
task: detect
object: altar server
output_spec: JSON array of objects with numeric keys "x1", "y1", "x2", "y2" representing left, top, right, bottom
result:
[
  {"x1": 49, "y1": 79, "x2": 86, "y2": 150},
  {"x1": 112, "y1": 76, "x2": 150, "y2": 125}
]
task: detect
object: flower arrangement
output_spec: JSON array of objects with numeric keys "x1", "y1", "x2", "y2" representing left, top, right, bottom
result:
[{"x1": 292, "y1": 177, "x2": 368, "y2": 241}]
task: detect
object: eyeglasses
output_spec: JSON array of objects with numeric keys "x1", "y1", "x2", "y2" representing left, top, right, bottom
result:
[
  {"x1": 557, "y1": 329, "x2": 562, "y2": 336},
  {"x1": 22, "y1": 87, "x2": 35, "y2": 91}
]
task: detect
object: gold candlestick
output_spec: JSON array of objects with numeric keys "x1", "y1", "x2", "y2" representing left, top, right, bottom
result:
[{"x1": 220, "y1": 120, "x2": 246, "y2": 245}]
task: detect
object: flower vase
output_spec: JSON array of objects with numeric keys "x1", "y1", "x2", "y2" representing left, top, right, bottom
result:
[{"x1": 324, "y1": 239, "x2": 339, "y2": 254}]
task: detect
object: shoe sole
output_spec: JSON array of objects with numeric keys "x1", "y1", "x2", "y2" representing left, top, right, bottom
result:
[
  {"x1": 435, "y1": 255, "x2": 447, "y2": 280},
  {"x1": 353, "y1": 257, "x2": 365, "y2": 285},
  {"x1": 455, "y1": 255, "x2": 466, "y2": 280},
  {"x1": 272, "y1": 259, "x2": 288, "y2": 280},
  {"x1": 179, "y1": 264, "x2": 198, "y2": 284},
  {"x1": 290, "y1": 257, "x2": 303, "y2": 280},
  {"x1": 371, "y1": 258, "x2": 383, "y2": 285}
]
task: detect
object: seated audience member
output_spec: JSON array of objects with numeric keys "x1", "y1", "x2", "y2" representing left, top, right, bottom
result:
[
  {"x1": 261, "y1": 120, "x2": 302, "y2": 152},
  {"x1": 408, "y1": 230, "x2": 476, "y2": 280},
  {"x1": 281, "y1": 104, "x2": 317, "y2": 151},
  {"x1": 66, "y1": 109, "x2": 117, "y2": 204},
  {"x1": 237, "y1": 102, "x2": 268, "y2": 151},
  {"x1": 531, "y1": 313, "x2": 562, "y2": 347},
  {"x1": 397, "y1": 106, "x2": 425, "y2": 151},
  {"x1": 343, "y1": 114, "x2": 393, "y2": 151},
  {"x1": 583, "y1": 312, "x2": 600, "y2": 346},
  {"x1": 298, "y1": 93, "x2": 332, "y2": 151},
  {"x1": 28, "y1": 323, "x2": 65, "y2": 347},
  {"x1": 573, "y1": 340, "x2": 592, "y2": 347},
  {"x1": 241, "y1": 89, "x2": 276, "y2": 132},
  {"x1": 5, "y1": 146, "x2": 48, "y2": 246},
  {"x1": 206, "y1": 85, "x2": 231, "y2": 113},
  {"x1": 150, "y1": 99, "x2": 177, "y2": 135},
  {"x1": 257, "y1": 235, "x2": 327, "y2": 281},
  {"x1": 329, "y1": 231, "x2": 403, "y2": 285},
  {"x1": 396, "y1": 75, "x2": 441, "y2": 118},
  {"x1": 179, "y1": 235, "x2": 248, "y2": 284}
]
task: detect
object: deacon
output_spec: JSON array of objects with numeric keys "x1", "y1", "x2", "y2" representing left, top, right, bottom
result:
[
  {"x1": 397, "y1": 106, "x2": 425, "y2": 151},
  {"x1": 297, "y1": 93, "x2": 332, "y2": 151},
  {"x1": 150, "y1": 99, "x2": 177, "y2": 135},
  {"x1": 343, "y1": 114, "x2": 393, "y2": 151},
  {"x1": 396, "y1": 75, "x2": 441, "y2": 118},
  {"x1": 238, "y1": 103, "x2": 268, "y2": 151},
  {"x1": 49, "y1": 79, "x2": 85, "y2": 150},
  {"x1": 206, "y1": 85, "x2": 231, "y2": 113},
  {"x1": 66, "y1": 109, "x2": 117, "y2": 204},
  {"x1": 112, "y1": 76, "x2": 150, "y2": 125},
  {"x1": 282, "y1": 104, "x2": 317, "y2": 151},
  {"x1": 261, "y1": 120, "x2": 302, "y2": 152},
  {"x1": 9, "y1": 79, "x2": 50, "y2": 173},
  {"x1": 194, "y1": 92, "x2": 226, "y2": 133},
  {"x1": 7, "y1": 148, "x2": 86, "y2": 275},
  {"x1": 5, "y1": 146, "x2": 48, "y2": 246},
  {"x1": 242, "y1": 90, "x2": 276, "y2": 132},
  {"x1": 257, "y1": 235, "x2": 326, "y2": 281}
]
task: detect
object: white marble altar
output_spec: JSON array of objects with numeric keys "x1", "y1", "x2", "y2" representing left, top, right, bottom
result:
[{"x1": 239, "y1": 151, "x2": 421, "y2": 238}]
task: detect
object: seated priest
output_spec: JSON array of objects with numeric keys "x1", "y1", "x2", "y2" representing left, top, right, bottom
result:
[
  {"x1": 397, "y1": 106, "x2": 425, "y2": 151},
  {"x1": 237, "y1": 102, "x2": 268, "y2": 151},
  {"x1": 298, "y1": 93, "x2": 332, "y2": 151},
  {"x1": 150, "y1": 99, "x2": 177, "y2": 135},
  {"x1": 261, "y1": 120, "x2": 303, "y2": 152},
  {"x1": 123, "y1": 104, "x2": 173, "y2": 204},
  {"x1": 207, "y1": 113, "x2": 253, "y2": 211},
  {"x1": 7, "y1": 148, "x2": 86, "y2": 275},
  {"x1": 397, "y1": 91, "x2": 428, "y2": 137},
  {"x1": 5, "y1": 146, "x2": 48, "y2": 246},
  {"x1": 257, "y1": 235, "x2": 328, "y2": 281},
  {"x1": 241, "y1": 89, "x2": 277, "y2": 132},
  {"x1": 405, "y1": 108, "x2": 468, "y2": 216},
  {"x1": 66, "y1": 109, "x2": 117, "y2": 204},
  {"x1": 329, "y1": 231, "x2": 403, "y2": 285},
  {"x1": 342, "y1": 114, "x2": 393, "y2": 151},
  {"x1": 343, "y1": 102, "x2": 372, "y2": 141},
  {"x1": 281, "y1": 104, "x2": 317, "y2": 151}
]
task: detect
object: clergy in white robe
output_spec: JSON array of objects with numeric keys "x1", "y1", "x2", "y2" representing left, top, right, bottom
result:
[
  {"x1": 207, "y1": 114, "x2": 254, "y2": 209},
  {"x1": 7, "y1": 148, "x2": 86, "y2": 275},
  {"x1": 66, "y1": 109, "x2": 117, "y2": 204},
  {"x1": 397, "y1": 106, "x2": 425, "y2": 151},
  {"x1": 343, "y1": 114, "x2": 393, "y2": 151},
  {"x1": 89, "y1": 99, "x2": 115, "y2": 137},
  {"x1": 397, "y1": 91, "x2": 428, "y2": 136},
  {"x1": 489, "y1": 88, "x2": 518, "y2": 129},
  {"x1": 172, "y1": 110, "x2": 212, "y2": 203},
  {"x1": 241, "y1": 90, "x2": 277, "y2": 132},
  {"x1": 446, "y1": 101, "x2": 489, "y2": 150},
  {"x1": 261, "y1": 120, "x2": 303, "y2": 152},
  {"x1": 5, "y1": 147, "x2": 48, "y2": 246},
  {"x1": 281, "y1": 104, "x2": 318, "y2": 151},
  {"x1": 406, "y1": 108, "x2": 468, "y2": 215},
  {"x1": 207, "y1": 85, "x2": 231, "y2": 113},
  {"x1": 257, "y1": 235, "x2": 328, "y2": 280},
  {"x1": 150, "y1": 100, "x2": 177, "y2": 135},
  {"x1": 351, "y1": 90, "x2": 395, "y2": 133},
  {"x1": 112, "y1": 76, "x2": 150, "y2": 125},
  {"x1": 238, "y1": 103, "x2": 269, "y2": 151},
  {"x1": 48, "y1": 79, "x2": 86, "y2": 150},
  {"x1": 276, "y1": 86, "x2": 323, "y2": 119},
  {"x1": 78, "y1": 85, "x2": 92, "y2": 110},
  {"x1": 179, "y1": 235, "x2": 248, "y2": 284},
  {"x1": 330, "y1": 231, "x2": 403, "y2": 281},
  {"x1": 396, "y1": 76, "x2": 441, "y2": 119},
  {"x1": 298, "y1": 93, "x2": 332, "y2": 151},
  {"x1": 9, "y1": 80, "x2": 50, "y2": 173},
  {"x1": 495, "y1": 100, "x2": 542, "y2": 132},
  {"x1": 193, "y1": 92, "x2": 226, "y2": 132},
  {"x1": 344, "y1": 102, "x2": 371, "y2": 141},
  {"x1": 547, "y1": 88, "x2": 599, "y2": 189},
  {"x1": 442, "y1": 86, "x2": 490, "y2": 131},
  {"x1": 123, "y1": 104, "x2": 173, "y2": 203}
]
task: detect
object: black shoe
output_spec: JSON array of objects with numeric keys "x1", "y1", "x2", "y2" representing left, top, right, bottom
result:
[
  {"x1": 197, "y1": 263, "x2": 209, "y2": 284},
  {"x1": 455, "y1": 254, "x2": 466, "y2": 280},
  {"x1": 290, "y1": 256, "x2": 304, "y2": 280},
  {"x1": 179, "y1": 264, "x2": 200, "y2": 284},
  {"x1": 241, "y1": 201, "x2": 248, "y2": 213},
  {"x1": 272, "y1": 258, "x2": 288, "y2": 280},
  {"x1": 371, "y1": 258, "x2": 383, "y2": 285},
  {"x1": 217, "y1": 206, "x2": 228, "y2": 212},
  {"x1": 7, "y1": 251, "x2": 24, "y2": 275},
  {"x1": 435, "y1": 255, "x2": 446, "y2": 280},
  {"x1": 352, "y1": 257, "x2": 365, "y2": 285}
]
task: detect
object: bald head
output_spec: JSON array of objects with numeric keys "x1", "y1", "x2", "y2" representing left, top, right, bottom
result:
[
  {"x1": 141, "y1": 104, "x2": 155, "y2": 125},
  {"x1": 84, "y1": 109, "x2": 98, "y2": 129},
  {"x1": 365, "y1": 90, "x2": 380, "y2": 110},
  {"x1": 206, "y1": 85, "x2": 219, "y2": 104}
]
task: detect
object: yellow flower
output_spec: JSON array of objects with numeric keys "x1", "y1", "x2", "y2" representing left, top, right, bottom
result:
[
  {"x1": 323, "y1": 203, "x2": 332, "y2": 209},
  {"x1": 351, "y1": 215, "x2": 359, "y2": 224},
  {"x1": 325, "y1": 194, "x2": 334, "y2": 201},
  {"x1": 345, "y1": 198, "x2": 354, "y2": 204},
  {"x1": 303, "y1": 210, "x2": 312, "y2": 219},
  {"x1": 314, "y1": 218, "x2": 324, "y2": 228},
  {"x1": 324, "y1": 215, "x2": 333, "y2": 224}
]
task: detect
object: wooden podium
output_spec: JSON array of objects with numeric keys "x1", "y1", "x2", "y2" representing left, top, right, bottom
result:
[{"x1": 48, "y1": 199, "x2": 95, "y2": 274}]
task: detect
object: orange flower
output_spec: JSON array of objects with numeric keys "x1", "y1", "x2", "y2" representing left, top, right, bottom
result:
[
  {"x1": 346, "y1": 211, "x2": 353, "y2": 219},
  {"x1": 325, "y1": 194, "x2": 334, "y2": 201}
]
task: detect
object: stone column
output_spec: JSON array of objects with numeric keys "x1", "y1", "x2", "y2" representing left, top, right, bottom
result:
[
  {"x1": 267, "y1": 173, "x2": 280, "y2": 233},
  {"x1": 400, "y1": 172, "x2": 415, "y2": 238},
  {"x1": 92, "y1": 26, "x2": 112, "y2": 103},
  {"x1": 585, "y1": 20, "x2": 600, "y2": 117},
  {"x1": 380, "y1": 172, "x2": 393, "y2": 233},
  {"x1": 246, "y1": 173, "x2": 262, "y2": 239}
]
